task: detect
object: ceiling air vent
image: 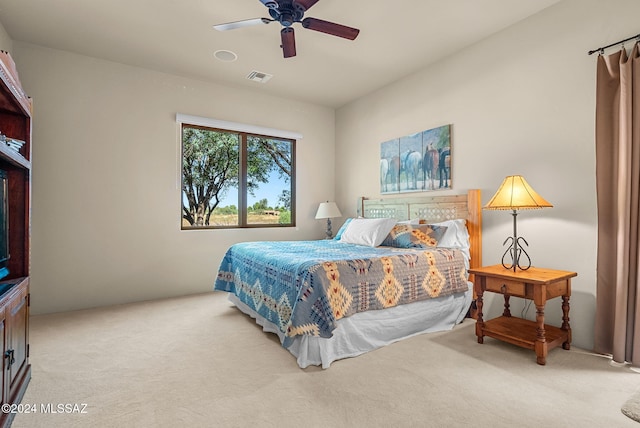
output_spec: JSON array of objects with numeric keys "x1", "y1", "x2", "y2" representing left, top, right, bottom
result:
[{"x1": 246, "y1": 70, "x2": 273, "y2": 83}]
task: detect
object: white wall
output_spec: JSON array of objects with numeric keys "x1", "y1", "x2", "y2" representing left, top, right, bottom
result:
[
  {"x1": 11, "y1": 43, "x2": 335, "y2": 314},
  {"x1": 0, "y1": 22, "x2": 12, "y2": 53},
  {"x1": 335, "y1": 0, "x2": 640, "y2": 351}
]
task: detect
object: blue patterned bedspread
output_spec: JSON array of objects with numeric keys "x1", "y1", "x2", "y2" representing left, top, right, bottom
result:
[{"x1": 214, "y1": 240, "x2": 468, "y2": 347}]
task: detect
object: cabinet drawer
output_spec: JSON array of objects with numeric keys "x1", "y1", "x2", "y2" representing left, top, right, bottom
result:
[{"x1": 485, "y1": 277, "x2": 525, "y2": 296}]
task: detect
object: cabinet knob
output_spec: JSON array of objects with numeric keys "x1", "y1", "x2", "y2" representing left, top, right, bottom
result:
[{"x1": 501, "y1": 284, "x2": 507, "y2": 294}]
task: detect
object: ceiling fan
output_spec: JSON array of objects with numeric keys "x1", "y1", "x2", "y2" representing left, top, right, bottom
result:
[{"x1": 213, "y1": 0, "x2": 360, "y2": 58}]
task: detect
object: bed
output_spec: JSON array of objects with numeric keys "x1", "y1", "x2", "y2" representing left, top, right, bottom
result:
[{"x1": 214, "y1": 189, "x2": 482, "y2": 368}]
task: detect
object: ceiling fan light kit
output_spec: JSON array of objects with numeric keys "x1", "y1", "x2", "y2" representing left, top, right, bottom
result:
[
  {"x1": 280, "y1": 27, "x2": 297, "y2": 58},
  {"x1": 214, "y1": 0, "x2": 360, "y2": 58}
]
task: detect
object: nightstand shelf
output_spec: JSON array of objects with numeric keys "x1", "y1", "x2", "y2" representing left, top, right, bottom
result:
[
  {"x1": 482, "y1": 316, "x2": 568, "y2": 351},
  {"x1": 469, "y1": 265, "x2": 577, "y2": 365}
]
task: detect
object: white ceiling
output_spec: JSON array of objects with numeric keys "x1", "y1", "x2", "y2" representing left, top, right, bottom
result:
[{"x1": 0, "y1": 0, "x2": 561, "y2": 108}]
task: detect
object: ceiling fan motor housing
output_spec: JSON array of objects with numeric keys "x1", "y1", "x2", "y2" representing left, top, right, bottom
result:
[{"x1": 268, "y1": 3, "x2": 304, "y2": 27}]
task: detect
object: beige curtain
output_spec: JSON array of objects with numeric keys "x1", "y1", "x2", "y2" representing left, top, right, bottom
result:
[{"x1": 595, "y1": 42, "x2": 640, "y2": 364}]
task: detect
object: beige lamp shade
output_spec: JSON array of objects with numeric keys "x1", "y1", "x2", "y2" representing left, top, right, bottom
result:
[
  {"x1": 484, "y1": 175, "x2": 553, "y2": 210},
  {"x1": 315, "y1": 201, "x2": 342, "y2": 219}
]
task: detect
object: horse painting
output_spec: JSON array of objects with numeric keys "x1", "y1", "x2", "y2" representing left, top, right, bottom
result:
[
  {"x1": 438, "y1": 148, "x2": 450, "y2": 188},
  {"x1": 380, "y1": 124, "x2": 451, "y2": 194},
  {"x1": 380, "y1": 158, "x2": 389, "y2": 192},
  {"x1": 390, "y1": 156, "x2": 400, "y2": 191},
  {"x1": 401, "y1": 150, "x2": 422, "y2": 190},
  {"x1": 423, "y1": 144, "x2": 439, "y2": 190},
  {"x1": 380, "y1": 156, "x2": 400, "y2": 192}
]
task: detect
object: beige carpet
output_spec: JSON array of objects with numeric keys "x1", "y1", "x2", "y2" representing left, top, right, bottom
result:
[{"x1": 10, "y1": 291, "x2": 640, "y2": 428}]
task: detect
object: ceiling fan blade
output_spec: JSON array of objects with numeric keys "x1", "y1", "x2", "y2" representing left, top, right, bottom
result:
[
  {"x1": 259, "y1": 0, "x2": 279, "y2": 9},
  {"x1": 213, "y1": 17, "x2": 271, "y2": 31},
  {"x1": 301, "y1": 17, "x2": 360, "y2": 40},
  {"x1": 280, "y1": 27, "x2": 297, "y2": 58},
  {"x1": 293, "y1": 0, "x2": 320, "y2": 12}
]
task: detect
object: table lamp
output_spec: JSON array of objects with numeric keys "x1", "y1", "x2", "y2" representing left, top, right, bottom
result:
[
  {"x1": 315, "y1": 201, "x2": 342, "y2": 239},
  {"x1": 484, "y1": 175, "x2": 553, "y2": 271}
]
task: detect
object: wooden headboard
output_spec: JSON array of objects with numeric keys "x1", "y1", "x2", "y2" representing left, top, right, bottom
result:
[{"x1": 357, "y1": 189, "x2": 482, "y2": 276}]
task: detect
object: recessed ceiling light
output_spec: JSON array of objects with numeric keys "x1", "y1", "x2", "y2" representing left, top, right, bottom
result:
[{"x1": 214, "y1": 50, "x2": 238, "y2": 62}]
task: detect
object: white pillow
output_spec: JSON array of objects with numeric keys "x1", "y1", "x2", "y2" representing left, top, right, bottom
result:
[
  {"x1": 339, "y1": 218, "x2": 397, "y2": 247},
  {"x1": 432, "y1": 219, "x2": 470, "y2": 259},
  {"x1": 397, "y1": 219, "x2": 417, "y2": 225}
]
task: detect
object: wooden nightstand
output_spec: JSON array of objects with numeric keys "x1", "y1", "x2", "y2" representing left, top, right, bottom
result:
[{"x1": 468, "y1": 265, "x2": 577, "y2": 365}]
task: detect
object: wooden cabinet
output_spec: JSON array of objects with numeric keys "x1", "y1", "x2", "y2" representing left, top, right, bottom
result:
[
  {"x1": 0, "y1": 51, "x2": 31, "y2": 427},
  {"x1": 469, "y1": 265, "x2": 577, "y2": 365},
  {"x1": 0, "y1": 279, "x2": 29, "y2": 410}
]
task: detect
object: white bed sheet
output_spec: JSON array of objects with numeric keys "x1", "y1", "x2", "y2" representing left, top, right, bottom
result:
[{"x1": 227, "y1": 282, "x2": 473, "y2": 369}]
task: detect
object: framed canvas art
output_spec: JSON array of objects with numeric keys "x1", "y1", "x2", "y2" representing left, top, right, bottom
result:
[{"x1": 380, "y1": 124, "x2": 451, "y2": 194}]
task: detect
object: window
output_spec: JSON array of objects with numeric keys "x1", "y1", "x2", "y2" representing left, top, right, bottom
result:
[{"x1": 180, "y1": 117, "x2": 296, "y2": 229}]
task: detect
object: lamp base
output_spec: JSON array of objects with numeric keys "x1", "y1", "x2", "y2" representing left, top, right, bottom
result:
[
  {"x1": 324, "y1": 218, "x2": 333, "y2": 239},
  {"x1": 501, "y1": 236, "x2": 531, "y2": 271},
  {"x1": 501, "y1": 210, "x2": 531, "y2": 272}
]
